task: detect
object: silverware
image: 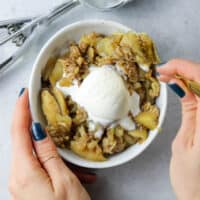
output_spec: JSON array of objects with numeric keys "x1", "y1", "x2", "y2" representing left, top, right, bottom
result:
[
  {"x1": 0, "y1": 0, "x2": 129, "y2": 75},
  {"x1": 0, "y1": 0, "x2": 129, "y2": 45},
  {"x1": 0, "y1": 0, "x2": 80, "y2": 74},
  {"x1": 0, "y1": 17, "x2": 34, "y2": 47},
  {"x1": 0, "y1": 0, "x2": 80, "y2": 45},
  {"x1": 0, "y1": 28, "x2": 37, "y2": 75},
  {"x1": 0, "y1": 24, "x2": 27, "y2": 47}
]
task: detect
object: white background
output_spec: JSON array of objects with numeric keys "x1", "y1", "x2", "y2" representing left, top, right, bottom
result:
[{"x1": 1, "y1": 0, "x2": 200, "y2": 199}]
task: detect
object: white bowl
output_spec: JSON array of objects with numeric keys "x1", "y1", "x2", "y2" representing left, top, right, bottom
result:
[{"x1": 29, "y1": 20, "x2": 167, "y2": 169}]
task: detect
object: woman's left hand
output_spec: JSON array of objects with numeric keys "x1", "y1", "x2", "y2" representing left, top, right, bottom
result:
[{"x1": 9, "y1": 89, "x2": 93, "y2": 200}]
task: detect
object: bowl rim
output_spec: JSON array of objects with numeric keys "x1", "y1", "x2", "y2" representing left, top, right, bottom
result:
[{"x1": 29, "y1": 19, "x2": 168, "y2": 169}]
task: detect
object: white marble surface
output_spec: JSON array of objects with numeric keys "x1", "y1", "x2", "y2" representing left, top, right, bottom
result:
[{"x1": 1, "y1": 0, "x2": 200, "y2": 199}]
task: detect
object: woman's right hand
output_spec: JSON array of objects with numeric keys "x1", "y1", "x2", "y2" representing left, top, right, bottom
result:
[{"x1": 157, "y1": 59, "x2": 200, "y2": 200}]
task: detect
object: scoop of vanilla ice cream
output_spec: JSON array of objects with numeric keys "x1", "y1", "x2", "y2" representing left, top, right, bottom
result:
[
  {"x1": 77, "y1": 67, "x2": 130, "y2": 123},
  {"x1": 56, "y1": 65, "x2": 141, "y2": 129}
]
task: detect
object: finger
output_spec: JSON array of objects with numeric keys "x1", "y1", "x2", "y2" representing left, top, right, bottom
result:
[
  {"x1": 31, "y1": 122, "x2": 75, "y2": 184},
  {"x1": 170, "y1": 79, "x2": 197, "y2": 145},
  {"x1": 157, "y1": 59, "x2": 200, "y2": 81},
  {"x1": 11, "y1": 88, "x2": 34, "y2": 161}
]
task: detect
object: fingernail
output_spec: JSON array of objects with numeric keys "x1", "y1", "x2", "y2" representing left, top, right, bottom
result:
[
  {"x1": 18, "y1": 88, "x2": 25, "y2": 97},
  {"x1": 168, "y1": 83, "x2": 185, "y2": 98},
  {"x1": 31, "y1": 122, "x2": 47, "y2": 141}
]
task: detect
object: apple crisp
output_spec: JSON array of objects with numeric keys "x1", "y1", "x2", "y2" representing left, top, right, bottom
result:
[{"x1": 41, "y1": 31, "x2": 160, "y2": 161}]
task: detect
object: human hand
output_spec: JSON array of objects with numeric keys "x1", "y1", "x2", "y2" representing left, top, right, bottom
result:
[
  {"x1": 157, "y1": 59, "x2": 200, "y2": 200},
  {"x1": 9, "y1": 89, "x2": 93, "y2": 200}
]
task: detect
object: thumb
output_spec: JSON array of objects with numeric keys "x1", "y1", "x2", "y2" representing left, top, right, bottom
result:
[{"x1": 31, "y1": 122, "x2": 74, "y2": 183}]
